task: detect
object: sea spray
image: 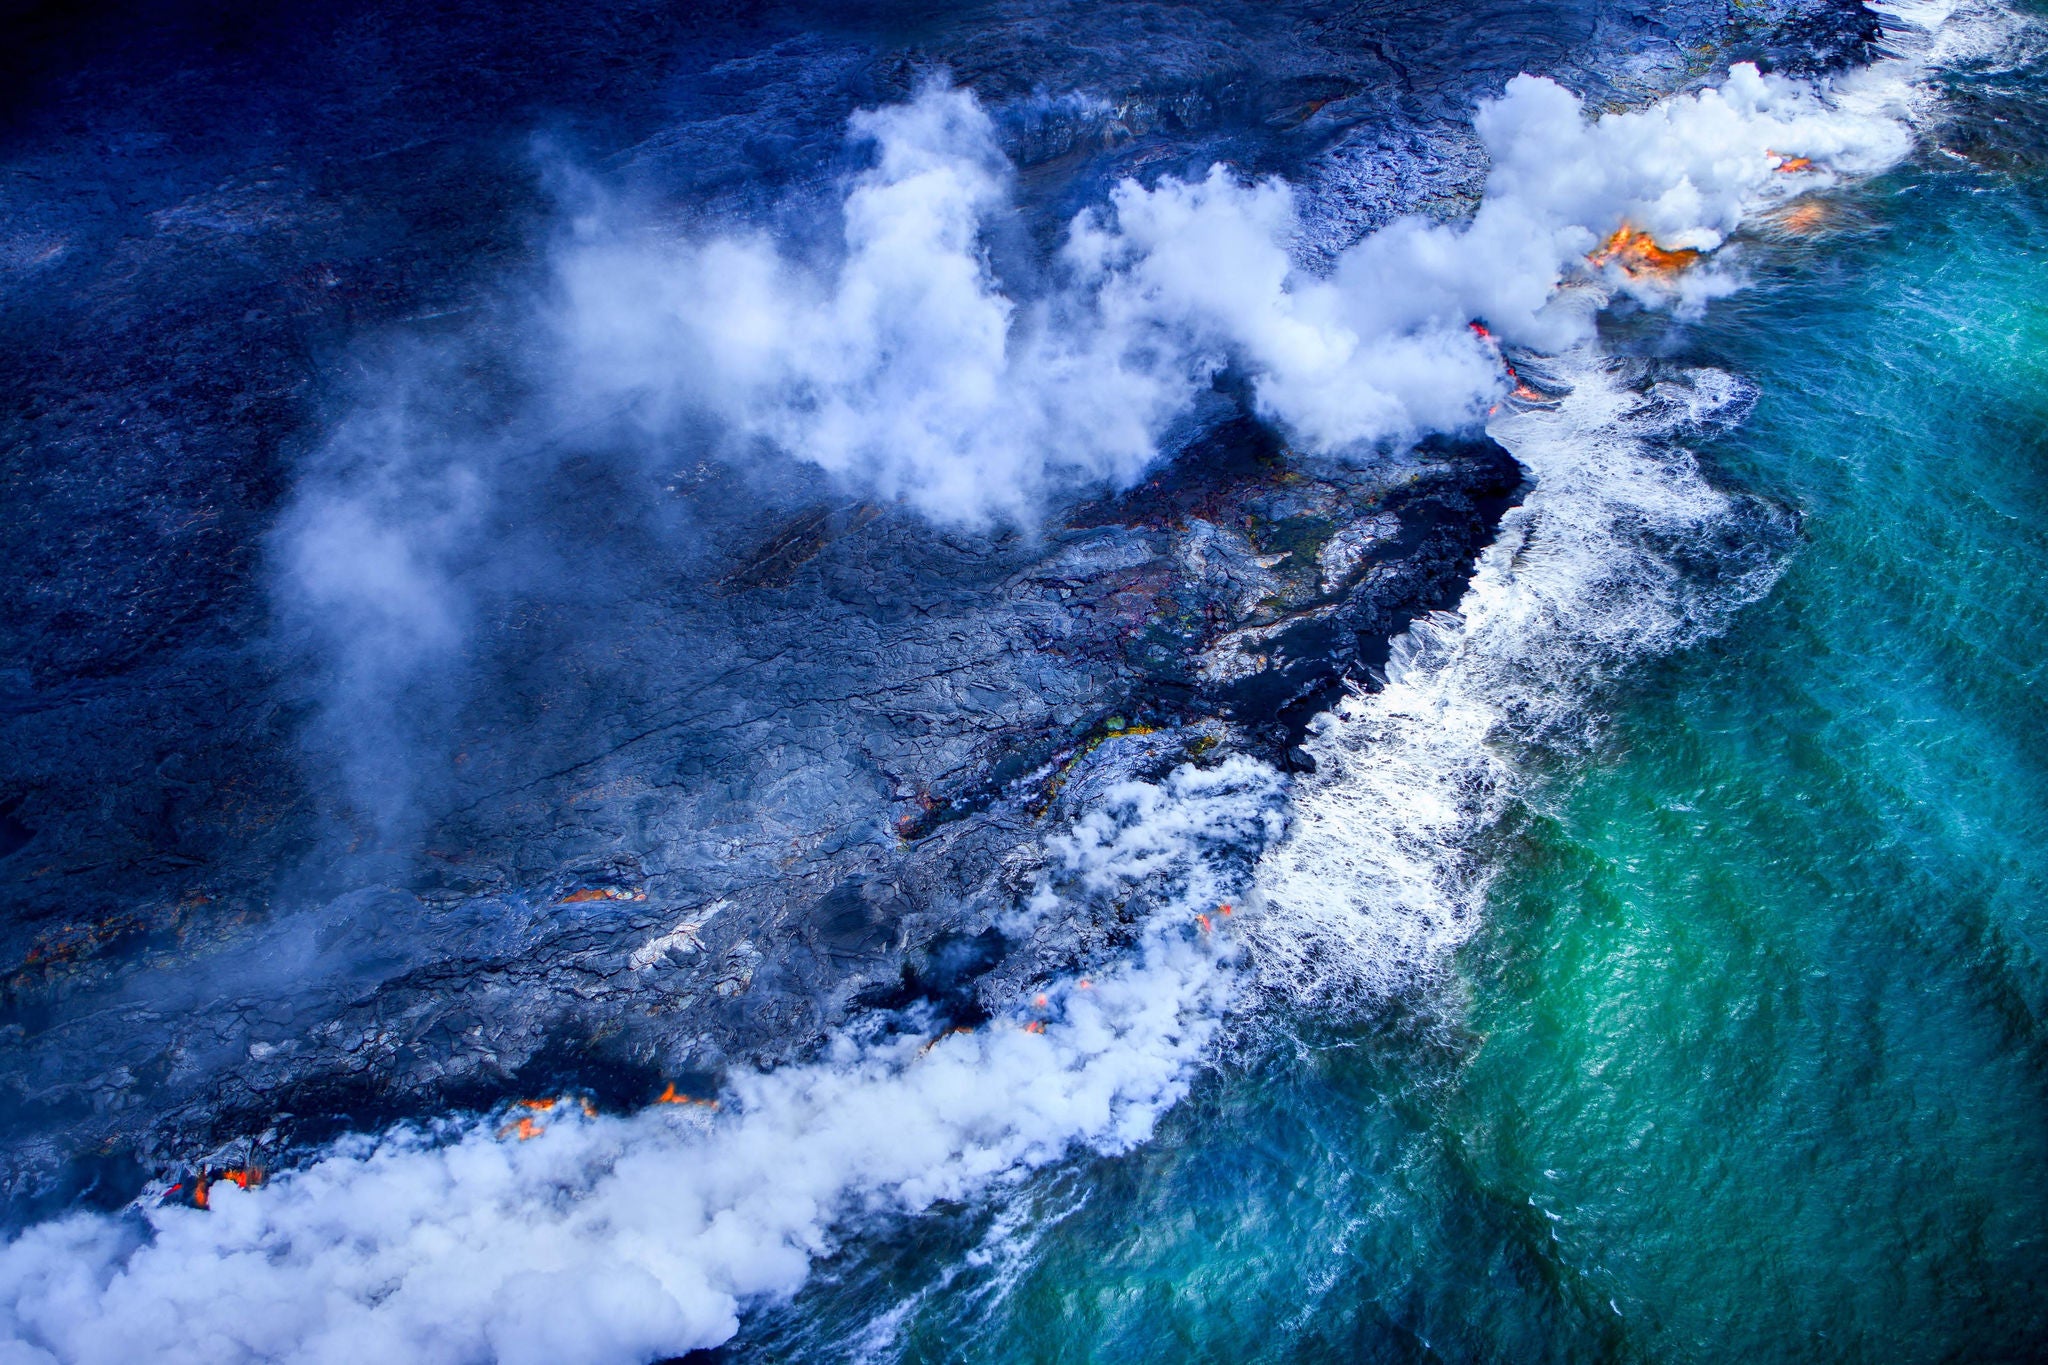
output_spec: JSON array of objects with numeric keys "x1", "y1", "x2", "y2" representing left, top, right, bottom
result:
[{"x1": 1240, "y1": 0, "x2": 2009, "y2": 1006}]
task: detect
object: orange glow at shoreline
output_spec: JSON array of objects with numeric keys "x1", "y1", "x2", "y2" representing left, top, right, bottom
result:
[
  {"x1": 191, "y1": 1167, "x2": 263, "y2": 1208},
  {"x1": 1586, "y1": 225, "x2": 1701, "y2": 276},
  {"x1": 657, "y1": 1083, "x2": 720, "y2": 1108}
]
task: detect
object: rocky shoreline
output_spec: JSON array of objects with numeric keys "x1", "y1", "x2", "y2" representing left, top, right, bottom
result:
[{"x1": 0, "y1": 0, "x2": 1880, "y2": 1214}]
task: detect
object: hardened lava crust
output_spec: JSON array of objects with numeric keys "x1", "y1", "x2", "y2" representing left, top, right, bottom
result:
[{"x1": 0, "y1": 0, "x2": 1877, "y2": 1214}]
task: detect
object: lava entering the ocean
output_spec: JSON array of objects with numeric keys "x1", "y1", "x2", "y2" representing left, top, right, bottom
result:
[
  {"x1": 1586, "y1": 225, "x2": 1702, "y2": 276},
  {"x1": 185, "y1": 1167, "x2": 263, "y2": 1209}
]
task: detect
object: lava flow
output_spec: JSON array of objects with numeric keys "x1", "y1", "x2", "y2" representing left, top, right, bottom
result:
[
  {"x1": 1470, "y1": 322, "x2": 1554, "y2": 405},
  {"x1": 656, "y1": 1083, "x2": 719, "y2": 1108},
  {"x1": 183, "y1": 1167, "x2": 262, "y2": 1209},
  {"x1": 560, "y1": 886, "x2": 646, "y2": 904},
  {"x1": 1586, "y1": 225, "x2": 1702, "y2": 276}
]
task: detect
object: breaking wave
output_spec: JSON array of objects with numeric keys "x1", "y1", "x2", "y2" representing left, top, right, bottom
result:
[
  {"x1": 1251, "y1": 354, "x2": 1789, "y2": 1003},
  {"x1": 1243, "y1": 0, "x2": 2019, "y2": 1003}
]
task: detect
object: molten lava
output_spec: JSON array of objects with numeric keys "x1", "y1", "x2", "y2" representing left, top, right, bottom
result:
[
  {"x1": 190, "y1": 1167, "x2": 263, "y2": 1209},
  {"x1": 656, "y1": 1083, "x2": 719, "y2": 1108},
  {"x1": 1767, "y1": 150, "x2": 1817, "y2": 173},
  {"x1": 1587, "y1": 225, "x2": 1701, "y2": 277},
  {"x1": 916, "y1": 1026, "x2": 976, "y2": 1057}
]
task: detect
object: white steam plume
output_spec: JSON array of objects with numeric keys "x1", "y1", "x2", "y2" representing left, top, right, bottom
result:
[
  {"x1": 274, "y1": 392, "x2": 486, "y2": 836},
  {"x1": 555, "y1": 85, "x2": 1195, "y2": 526},
  {"x1": 1243, "y1": 2, "x2": 1995, "y2": 999},
  {"x1": 557, "y1": 65, "x2": 1908, "y2": 521}
]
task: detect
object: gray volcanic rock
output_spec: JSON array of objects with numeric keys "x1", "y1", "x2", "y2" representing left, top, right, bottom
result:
[
  {"x1": 3, "y1": 410, "x2": 1526, "y2": 1186},
  {"x1": 0, "y1": 0, "x2": 1879, "y2": 1211}
]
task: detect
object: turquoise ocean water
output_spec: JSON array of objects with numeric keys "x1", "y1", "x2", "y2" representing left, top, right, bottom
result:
[{"x1": 713, "y1": 18, "x2": 2048, "y2": 1362}]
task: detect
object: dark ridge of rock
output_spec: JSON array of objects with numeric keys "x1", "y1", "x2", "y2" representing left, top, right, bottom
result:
[
  {"x1": 0, "y1": 0, "x2": 1882, "y2": 1213},
  {"x1": 719, "y1": 503, "x2": 884, "y2": 594}
]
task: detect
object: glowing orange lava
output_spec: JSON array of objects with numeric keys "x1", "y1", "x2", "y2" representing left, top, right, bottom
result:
[
  {"x1": 1767, "y1": 150, "x2": 1817, "y2": 173},
  {"x1": 656, "y1": 1083, "x2": 719, "y2": 1108},
  {"x1": 191, "y1": 1167, "x2": 263, "y2": 1208},
  {"x1": 916, "y1": 1026, "x2": 976, "y2": 1057},
  {"x1": 1587, "y1": 225, "x2": 1701, "y2": 276}
]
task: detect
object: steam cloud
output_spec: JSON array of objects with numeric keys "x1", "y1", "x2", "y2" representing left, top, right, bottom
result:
[
  {"x1": 2, "y1": 56, "x2": 1923, "y2": 1365},
  {"x1": 555, "y1": 64, "x2": 1906, "y2": 522},
  {"x1": 280, "y1": 60, "x2": 1907, "y2": 827}
]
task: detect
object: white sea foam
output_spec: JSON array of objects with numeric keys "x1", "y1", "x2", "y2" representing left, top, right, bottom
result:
[
  {"x1": 1, "y1": 17, "x2": 1987, "y2": 1358},
  {"x1": 1847, "y1": 0, "x2": 2021, "y2": 121},
  {"x1": 1249, "y1": 355, "x2": 1784, "y2": 1002}
]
